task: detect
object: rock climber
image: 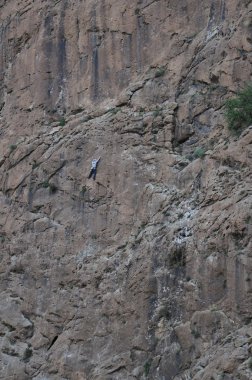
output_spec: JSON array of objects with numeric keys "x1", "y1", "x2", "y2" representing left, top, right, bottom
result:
[{"x1": 88, "y1": 157, "x2": 101, "y2": 180}]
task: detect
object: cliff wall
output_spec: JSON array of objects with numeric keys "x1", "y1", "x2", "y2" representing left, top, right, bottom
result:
[{"x1": 0, "y1": 1, "x2": 252, "y2": 379}]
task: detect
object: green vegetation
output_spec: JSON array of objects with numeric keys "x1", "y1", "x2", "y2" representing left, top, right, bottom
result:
[
  {"x1": 139, "y1": 107, "x2": 146, "y2": 114},
  {"x1": 32, "y1": 160, "x2": 39, "y2": 169},
  {"x1": 41, "y1": 181, "x2": 57, "y2": 194},
  {"x1": 144, "y1": 361, "x2": 151, "y2": 376},
  {"x1": 225, "y1": 84, "x2": 252, "y2": 131},
  {"x1": 191, "y1": 329, "x2": 201, "y2": 339},
  {"x1": 9, "y1": 144, "x2": 17, "y2": 152},
  {"x1": 49, "y1": 183, "x2": 57, "y2": 194},
  {"x1": 153, "y1": 108, "x2": 162, "y2": 117},
  {"x1": 80, "y1": 186, "x2": 87, "y2": 196},
  {"x1": 194, "y1": 147, "x2": 205, "y2": 159},
  {"x1": 42, "y1": 181, "x2": 49, "y2": 188},
  {"x1": 246, "y1": 215, "x2": 251, "y2": 224},
  {"x1": 185, "y1": 153, "x2": 194, "y2": 162},
  {"x1": 155, "y1": 66, "x2": 166, "y2": 78},
  {"x1": 169, "y1": 247, "x2": 186, "y2": 268},
  {"x1": 59, "y1": 117, "x2": 66, "y2": 127},
  {"x1": 23, "y1": 346, "x2": 33, "y2": 362}
]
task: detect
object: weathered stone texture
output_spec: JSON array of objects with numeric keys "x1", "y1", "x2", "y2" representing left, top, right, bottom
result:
[{"x1": 0, "y1": 0, "x2": 252, "y2": 379}]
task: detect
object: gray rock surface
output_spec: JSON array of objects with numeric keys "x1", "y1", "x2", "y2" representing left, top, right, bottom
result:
[{"x1": 0, "y1": 0, "x2": 252, "y2": 379}]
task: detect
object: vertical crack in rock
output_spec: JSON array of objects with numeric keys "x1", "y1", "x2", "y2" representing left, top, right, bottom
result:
[
  {"x1": 56, "y1": 0, "x2": 67, "y2": 114},
  {"x1": 136, "y1": 14, "x2": 149, "y2": 73},
  {"x1": 89, "y1": 5, "x2": 100, "y2": 100}
]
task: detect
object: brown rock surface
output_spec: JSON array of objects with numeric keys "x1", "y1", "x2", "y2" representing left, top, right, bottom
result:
[{"x1": 0, "y1": 0, "x2": 252, "y2": 379}]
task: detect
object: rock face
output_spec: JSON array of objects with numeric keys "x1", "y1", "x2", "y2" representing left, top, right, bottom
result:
[{"x1": 0, "y1": 0, "x2": 252, "y2": 379}]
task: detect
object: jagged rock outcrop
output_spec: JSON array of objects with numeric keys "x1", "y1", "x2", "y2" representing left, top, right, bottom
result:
[{"x1": 0, "y1": 0, "x2": 252, "y2": 379}]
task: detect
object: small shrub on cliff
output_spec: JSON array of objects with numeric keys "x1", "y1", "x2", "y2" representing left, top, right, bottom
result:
[
  {"x1": 9, "y1": 144, "x2": 17, "y2": 152},
  {"x1": 191, "y1": 329, "x2": 201, "y2": 339},
  {"x1": 49, "y1": 183, "x2": 57, "y2": 194},
  {"x1": 144, "y1": 361, "x2": 151, "y2": 376},
  {"x1": 80, "y1": 186, "x2": 87, "y2": 196},
  {"x1": 194, "y1": 147, "x2": 205, "y2": 159},
  {"x1": 32, "y1": 160, "x2": 39, "y2": 169},
  {"x1": 155, "y1": 66, "x2": 166, "y2": 78},
  {"x1": 41, "y1": 181, "x2": 57, "y2": 194},
  {"x1": 42, "y1": 181, "x2": 49, "y2": 188},
  {"x1": 153, "y1": 108, "x2": 162, "y2": 117},
  {"x1": 224, "y1": 84, "x2": 252, "y2": 131},
  {"x1": 59, "y1": 117, "x2": 66, "y2": 127},
  {"x1": 139, "y1": 107, "x2": 145, "y2": 114}
]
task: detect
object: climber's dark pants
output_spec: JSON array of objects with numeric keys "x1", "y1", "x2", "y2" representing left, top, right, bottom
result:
[{"x1": 88, "y1": 168, "x2": 96, "y2": 180}]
